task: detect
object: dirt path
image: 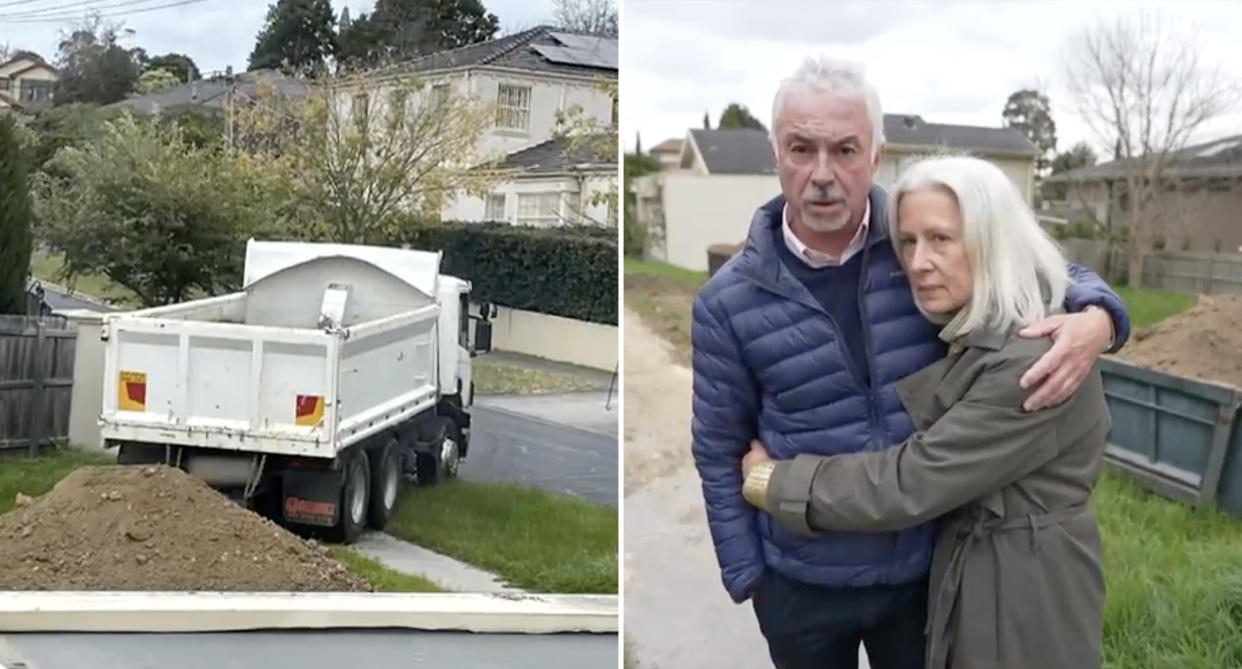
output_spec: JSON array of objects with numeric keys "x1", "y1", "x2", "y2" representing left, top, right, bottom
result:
[{"x1": 622, "y1": 307, "x2": 774, "y2": 669}]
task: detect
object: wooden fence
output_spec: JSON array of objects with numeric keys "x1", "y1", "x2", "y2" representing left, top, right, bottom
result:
[
  {"x1": 1142, "y1": 251, "x2": 1242, "y2": 295},
  {"x1": 1056, "y1": 238, "x2": 1242, "y2": 295},
  {"x1": 0, "y1": 314, "x2": 77, "y2": 456}
]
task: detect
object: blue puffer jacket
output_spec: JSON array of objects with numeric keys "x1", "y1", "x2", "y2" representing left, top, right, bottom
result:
[{"x1": 690, "y1": 186, "x2": 1131, "y2": 603}]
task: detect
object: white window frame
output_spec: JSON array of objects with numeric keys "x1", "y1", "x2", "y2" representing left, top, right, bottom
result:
[
  {"x1": 496, "y1": 83, "x2": 531, "y2": 131},
  {"x1": 485, "y1": 193, "x2": 507, "y2": 222},
  {"x1": 516, "y1": 192, "x2": 562, "y2": 227}
]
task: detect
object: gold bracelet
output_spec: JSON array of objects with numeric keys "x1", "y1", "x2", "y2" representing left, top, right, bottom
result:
[{"x1": 743, "y1": 461, "x2": 776, "y2": 511}]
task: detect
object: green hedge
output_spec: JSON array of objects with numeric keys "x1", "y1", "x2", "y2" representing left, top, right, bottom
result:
[{"x1": 395, "y1": 222, "x2": 618, "y2": 325}]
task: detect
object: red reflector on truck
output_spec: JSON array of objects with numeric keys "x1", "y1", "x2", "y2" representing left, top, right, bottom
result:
[
  {"x1": 118, "y1": 371, "x2": 147, "y2": 411},
  {"x1": 295, "y1": 395, "x2": 324, "y2": 426}
]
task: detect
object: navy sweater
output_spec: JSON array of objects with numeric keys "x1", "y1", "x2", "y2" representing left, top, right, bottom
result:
[{"x1": 773, "y1": 223, "x2": 869, "y2": 387}]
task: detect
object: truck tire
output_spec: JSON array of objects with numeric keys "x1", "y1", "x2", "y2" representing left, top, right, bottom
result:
[
  {"x1": 368, "y1": 439, "x2": 401, "y2": 529},
  {"x1": 327, "y1": 448, "x2": 370, "y2": 544},
  {"x1": 416, "y1": 416, "x2": 461, "y2": 486}
]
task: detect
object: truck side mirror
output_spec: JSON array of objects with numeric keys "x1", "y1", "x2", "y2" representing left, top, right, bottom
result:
[{"x1": 473, "y1": 319, "x2": 493, "y2": 356}]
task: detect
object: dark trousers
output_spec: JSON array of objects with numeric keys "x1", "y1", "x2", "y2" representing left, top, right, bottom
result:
[{"x1": 751, "y1": 570, "x2": 928, "y2": 669}]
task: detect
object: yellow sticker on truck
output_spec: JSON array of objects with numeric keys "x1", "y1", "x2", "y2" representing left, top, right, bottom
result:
[
  {"x1": 295, "y1": 394, "x2": 324, "y2": 426},
  {"x1": 118, "y1": 371, "x2": 147, "y2": 411}
]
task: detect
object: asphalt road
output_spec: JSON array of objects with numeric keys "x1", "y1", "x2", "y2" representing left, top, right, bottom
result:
[
  {"x1": 462, "y1": 406, "x2": 617, "y2": 508},
  {"x1": 0, "y1": 630, "x2": 617, "y2": 669}
]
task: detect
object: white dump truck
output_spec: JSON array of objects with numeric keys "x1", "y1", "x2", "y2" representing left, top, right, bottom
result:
[{"x1": 97, "y1": 239, "x2": 495, "y2": 543}]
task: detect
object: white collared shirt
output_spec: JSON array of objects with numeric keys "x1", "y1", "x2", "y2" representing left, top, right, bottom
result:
[{"x1": 781, "y1": 200, "x2": 871, "y2": 268}]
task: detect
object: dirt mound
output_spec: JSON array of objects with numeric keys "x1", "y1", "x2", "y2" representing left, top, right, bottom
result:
[
  {"x1": 0, "y1": 465, "x2": 370, "y2": 591},
  {"x1": 1117, "y1": 294, "x2": 1242, "y2": 388}
]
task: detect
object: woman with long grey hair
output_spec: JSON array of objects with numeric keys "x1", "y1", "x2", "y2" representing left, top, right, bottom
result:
[{"x1": 741, "y1": 155, "x2": 1110, "y2": 669}]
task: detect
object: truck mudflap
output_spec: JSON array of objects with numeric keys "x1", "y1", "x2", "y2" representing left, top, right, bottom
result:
[{"x1": 283, "y1": 469, "x2": 342, "y2": 527}]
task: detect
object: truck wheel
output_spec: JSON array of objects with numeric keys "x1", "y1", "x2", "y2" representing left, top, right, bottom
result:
[
  {"x1": 416, "y1": 417, "x2": 462, "y2": 485},
  {"x1": 368, "y1": 439, "x2": 401, "y2": 529},
  {"x1": 328, "y1": 448, "x2": 370, "y2": 544}
]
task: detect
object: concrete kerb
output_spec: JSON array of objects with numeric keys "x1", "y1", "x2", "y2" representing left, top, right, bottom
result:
[{"x1": 0, "y1": 591, "x2": 618, "y2": 634}]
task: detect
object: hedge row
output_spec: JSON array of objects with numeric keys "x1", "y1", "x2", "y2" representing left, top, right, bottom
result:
[{"x1": 394, "y1": 222, "x2": 618, "y2": 325}]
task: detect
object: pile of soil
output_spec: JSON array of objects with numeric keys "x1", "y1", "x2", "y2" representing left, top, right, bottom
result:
[
  {"x1": 1117, "y1": 294, "x2": 1242, "y2": 388},
  {"x1": 0, "y1": 465, "x2": 370, "y2": 591}
]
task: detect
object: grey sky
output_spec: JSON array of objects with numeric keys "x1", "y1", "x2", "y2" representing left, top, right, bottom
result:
[
  {"x1": 0, "y1": 0, "x2": 554, "y2": 76},
  {"x1": 622, "y1": 0, "x2": 1242, "y2": 161}
]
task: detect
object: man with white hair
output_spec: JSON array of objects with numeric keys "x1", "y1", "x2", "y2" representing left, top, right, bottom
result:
[{"x1": 689, "y1": 56, "x2": 1129, "y2": 669}]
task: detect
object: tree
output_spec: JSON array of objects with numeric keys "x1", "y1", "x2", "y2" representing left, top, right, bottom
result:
[
  {"x1": 0, "y1": 116, "x2": 33, "y2": 315},
  {"x1": 248, "y1": 0, "x2": 338, "y2": 76},
  {"x1": 54, "y1": 17, "x2": 143, "y2": 105},
  {"x1": 137, "y1": 68, "x2": 181, "y2": 93},
  {"x1": 146, "y1": 53, "x2": 200, "y2": 82},
  {"x1": 552, "y1": 0, "x2": 618, "y2": 37},
  {"x1": 718, "y1": 103, "x2": 766, "y2": 132},
  {"x1": 231, "y1": 76, "x2": 498, "y2": 242},
  {"x1": 1051, "y1": 142, "x2": 1097, "y2": 175},
  {"x1": 635, "y1": 132, "x2": 642, "y2": 155},
  {"x1": 703, "y1": 111, "x2": 710, "y2": 129},
  {"x1": 1002, "y1": 89, "x2": 1057, "y2": 176},
  {"x1": 551, "y1": 84, "x2": 619, "y2": 227},
  {"x1": 1042, "y1": 141, "x2": 1097, "y2": 202},
  {"x1": 1062, "y1": 11, "x2": 1239, "y2": 285},
  {"x1": 33, "y1": 114, "x2": 288, "y2": 306},
  {"x1": 341, "y1": 0, "x2": 499, "y2": 67}
]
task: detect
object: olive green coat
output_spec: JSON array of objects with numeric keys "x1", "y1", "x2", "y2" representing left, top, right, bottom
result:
[{"x1": 765, "y1": 327, "x2": 1110, "y2": 669}]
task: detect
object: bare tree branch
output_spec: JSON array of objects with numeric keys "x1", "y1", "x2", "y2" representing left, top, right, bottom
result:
[{"x1": 1060, "y1": 9, "x2": 1240, "y2": 285}]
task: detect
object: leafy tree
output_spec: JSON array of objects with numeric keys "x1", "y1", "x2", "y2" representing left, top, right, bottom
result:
[
  {"x1": 552, "y1": 0, "x2": 617, "y2": 37},
  {"x1": 0, "y1": 116, "x2": 33, "y2": 315},
  {"x1": 248, "y1": 0, "x2": 339, "y2": 76},
  {"x1": 702, "y1": 111, "x2": 710, "y2": 129},
  {"x1": 137, "y1": 68, "x2": 181, "y2": 93},
  {"x1": 231, "y1": 76, "x2": 498, "y2": 242},
  {"x1": 32, "y1": 114, "x2": 288, "y2": 306},
  {"x1": 718, "y1": 103, "x2": 766, "y2": 132},
  {"x1": 340, "y1": 0, "x2": 499, "y2": 68},
  {"x1": 1042, "y1": 141, "x2": 1098, "y2": 202},
  {"x1": 146, "y1": 53, "x2": 200, "y2": 82},
  {"x1": 23, "y1": 104, "x2": 120, "y2": 174},
  {"x1": 551, "y1": 83, "x2": 619, "y2": 227},
  {"x1": 53, "y1": 18, "x2": 143, "y2": 105},
  {"x1": 1002, "y1": 88, "x2": 1057, "y2": 176},
  {"x1": 1051, "y1": 142, "x2": 1097, "y2": 175}
]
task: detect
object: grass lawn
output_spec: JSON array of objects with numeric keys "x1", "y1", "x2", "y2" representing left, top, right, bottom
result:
[
  {"x1": 623, "y1": 257, "x2": 706, "y2": 365},
  {"x1": 472, "y1": 358, "x2": 601, "y2": 396},
  {"x1": 387, "y1": 480, "x2": 617, "y2": 594},
  {"x1": 1094, "y1": 473, "x2": 1242, "y2": 668},
  {"x1": 0, "y1": 447, "x2": 112, "y2": 514},
  {"x1": 29, "y1": 249, "x2": 141, "y2": 308},
  {"x1": 328, "y1": 547, "x2": 444, "y2": 592},
  {"x1": 1115, "y1": 285, "x2": 1197, "y2": 330}
]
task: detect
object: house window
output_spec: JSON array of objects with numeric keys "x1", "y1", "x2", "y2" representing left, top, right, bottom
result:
[
  {"x1": 485, "y1": 193, "x2": 506, "y2": 221},
  {"x1": 21, "y1": 81, "x2": 53, "y2": 103},
  {"x1": 517, "y1": 192, "x2": 561, "y2": 227},
  {"x1": 496, "y1": 83, "x2": 531, "y2": 131},
  {"x1": 611, "y1": 95, "x2": 618, "y2": 126},
  {"x1": 431, "y1": 83, "x2": 449, "y2": 109},
  {"x1": 0, "y1": 79, "x2": 9, "y2": 91}
]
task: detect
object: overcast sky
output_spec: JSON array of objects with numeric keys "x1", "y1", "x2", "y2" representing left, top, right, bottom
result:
[
  {"x1": 622, "y1": 0, "x2": 1242, "y2": 161},
  {"x1": 0, "y1": 0, "x2": 554, "y2": 76}
]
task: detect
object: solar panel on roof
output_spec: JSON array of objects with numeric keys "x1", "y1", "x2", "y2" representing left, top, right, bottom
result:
[
  {"x1": 549, "y1": 32, "x2": 616, "y2": 55},
  {"x1": 530, "y1": 44, "x2": 618, "y2": 69}
]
